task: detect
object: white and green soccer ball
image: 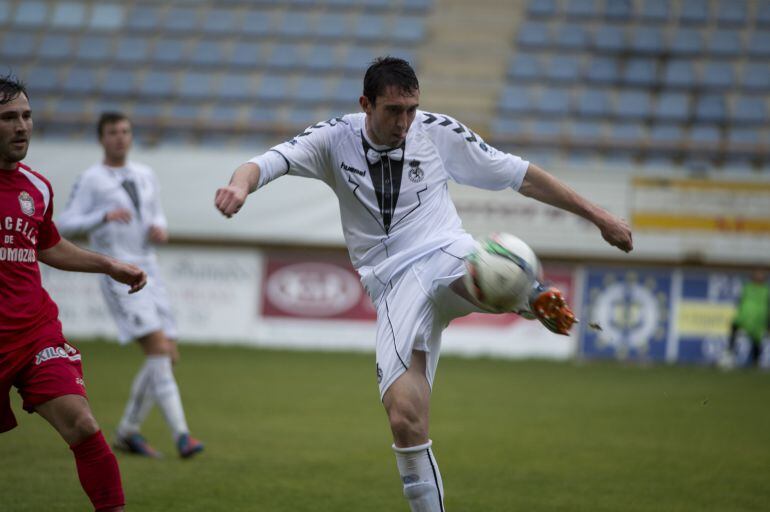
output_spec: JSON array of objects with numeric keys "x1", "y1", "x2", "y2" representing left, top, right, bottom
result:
[{"x1": 464, "y1": 233, "x2": 542, "y2": 313}]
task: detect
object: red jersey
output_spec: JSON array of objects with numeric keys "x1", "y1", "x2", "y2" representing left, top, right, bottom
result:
[{"x1": 0, "y1": 162, "x2": 63, "y2": 352}]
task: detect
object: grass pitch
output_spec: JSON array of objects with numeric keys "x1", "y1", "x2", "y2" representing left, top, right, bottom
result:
[{"x1": 2, "y1": 341, "x2": 769, "y2": 511}]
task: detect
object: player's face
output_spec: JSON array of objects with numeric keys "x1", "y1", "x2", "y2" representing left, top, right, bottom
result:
[
  {"x1": 361, "y1": 85, "x2": 419, "y2": 148},
  {"x1": 100, "y1": 119, "x2": 132, "y2": 163},
  {"x1": 0, "y1": 93, "x2": 32, "y2": 170}
]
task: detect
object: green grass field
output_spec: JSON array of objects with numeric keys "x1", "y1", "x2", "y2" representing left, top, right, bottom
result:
[{"x1": 2, "y1": 341, "x2": 769, "y2": 511}]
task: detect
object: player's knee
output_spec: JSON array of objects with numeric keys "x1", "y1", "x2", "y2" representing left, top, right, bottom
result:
[
  {"x1": 387, "y1": 402, "x2": 426, "y2": 441},
  {"x1": 71, "y1": 411, "x2": 100, "y2": 441}
]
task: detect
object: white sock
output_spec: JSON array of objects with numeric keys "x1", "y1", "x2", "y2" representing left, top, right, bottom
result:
[
  {"x1": 393, "y1": 440, "x2": 445, "y2": 512},
  {"x1": 116, "y1": 359, "x2": 156, "y2": 437},
  {"x1": 146, "y1": 355, "x2": 189, "y2": 441}
]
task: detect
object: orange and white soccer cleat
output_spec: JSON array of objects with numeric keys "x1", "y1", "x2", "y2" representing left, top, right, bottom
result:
[{"x1": 527, "y1": 284, "x2": 578, "y2": 336}]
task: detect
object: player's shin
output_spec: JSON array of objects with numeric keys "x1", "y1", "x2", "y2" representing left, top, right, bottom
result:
[
  {"x1": 393, "y1": 440, "x2": 446, "y2": 512},
  {"x1": 147, "y1": 355, "x2": 189, "y2": 440},
  {"x1": 69, "y1": 431, "x2": 125, "y2": 511},
  {"x1": 116, "y1": 360, "x2": 155, "y2": 437}
]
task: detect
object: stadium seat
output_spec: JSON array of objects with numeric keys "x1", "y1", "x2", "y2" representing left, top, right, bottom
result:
[
  {"x1": 201, "y1": 8, "x2": 238, "y2": 35},
  {"x1": 544, "y1": 55, "x2": 582, "y2": 82},
  {"x1": 354, "y1": 14, "x2": 388, "y2": 42},
  {"x1": 330, "y1": 78, "x2": 362, "y2": 104},
  {"x1": 491, "y1": 118, "x2": 528, "y2": 138},
  {"x1": 630, "y1": 27, "x2": 664, "y2": 55},
  {"x1": 23, "y1": 66, "x2": 61, "y2": 94},
  {"x1": 663, "y1": 60, "x2": 697, "y2": 88},
  {"x1": 37, "y1": 34, "x2": 76, "y2": 61},
  {"x1": 314, "y1": 13, "x2": 349, "y2": 39},
  {"x1": 564, "y1": 0, "x2": 599, "y2": 19},
  {"x1": 101, "y1": 69, "x2": 138, "y2": 96},
  {"x1": 649, "y1": 124, "x2": 684, "y2": 143},
  {"x1": 153, "y1": 38, "x2": 189, "y2": 65},
  {"x1": 305, "y1": 44, "x2": 339, "y2": 72},
  {"x1": 51, "y1": 2, "x2": 87, "y2": 29},
  {"x1": 758, "y1": 3, "x2": 770, "y2": 27},
  {"x1": 527, "y1": 0, "x2": 557, "y2": 19},
  {"x1": 715, "y1": 1, "x2": 747, "y2": 26},
  {"x1": 694, "y1": 95, "x2": 726, "y2": 123},
  {"x1": 607, "y1": 122, "x2": 646, "y2": 144},
  {"x1": 707, "y1": 29, "x2": 743, "y2": 56},
  {"x1": 553, "y1": 24, "x2": 590, "y2": 50},
  {"x1": 13, "y1": 1, "x2": 48, "y2": 27},
  {"x1": 168, "y1": 103, "x2": 202, "y2": 122},
  {"x1": 742, "y1": 62, "x2": 770, "y2": 91},
  {"x1": 53, "y1": 98, "x2": 87, "y2": 116},
  {"x1": 62, "y1": 67, "x2": 100, "y2": 94},
  {"x1": 76, "y1": 35, "x2": 113, "y2": 62},
  {"x1": 604, "y1": 0, "x2": 633, "y2": 20},
  {"x1": 402, "y1": 0, "x2": 433, "y2": 12},
  {"x1": 141, "y1": 71, "x2": 178, "y2": 97},
  {"x1": 654, "y1": 93, "x2": 690, "y2": 122},
  {"x1": 178, "y1": 71, "x2": 217, "y2": 99},
  {"x1": 507, "y1": 54, "x2": 542, "y2": 81},
  {"x1": 126, "y1": 5, "x2": 162, "y2": 32},
  {"x1": 615, "y1": 91, "x2": 651, "y2": 120},
  {"x1": 568, "y1": 119, "x2": 604, "y2": 140},
  {"x1": 295, "y1": 77, "x2": 330, "y2": 104},
  {"x1": 275, "y1": 12, "x2": 312, "y2": 39},
  {"x1": 679, "y1": 0, "x2": 709, "y2": 25},
  {"x1": 536, "y1": 87, "x2": 571, "y2": 115},
  {"x1": 340, "y1": 47, "x2": 377, "y2": 73},
  {"x1": 639, "y1": 0, "x2": 669, "y2": 22},
  {"x1": 249, "y1": 106, "x2": 278, "y2": 124},
  {"x1": 130, "y1": 101, "x2": 165, "y2": 121},
  {"x1": 593, "y1": 26, "x2": 626, "y2": 53},
  {"x1": 575, "y1": 88, "x2": 611, "y2": 117},
  {"x1": 731, "y1": 96, "x2": 768, "y2": 124},
  {"x1": 530, "y1": 120, "x2": 563, "y2": 138},
  {"x1": 392, "y1": 16, "x2": 426, "y2": 44},
  {"x1": 164, "y1": 6, "x2": 199, "y2": 33},
  {"x1": 208, "y1": 104, "x2": 243, "y2": 125},
  {"x1": 256, "y1": 74, "x2": 293, "y2": 102},
  {"x1": 727, "y1": 127, "x2": 760, "y2": 146},
  {"x1": 688, "y1": 125, "x2": 721, "y2": 145},
  {"x1": 89, "y1": 5, "x2": 125, "y2": 31},
  {"x1": 499, "y1": 86, "x2": 535, "y2": 114},
  {"x1": 230, "y1": 42, "x2": 264, "y2": 68},
  {"x1": 701, "y1": 61, "x2": 736, "y2": 90},
  {"x1": 267, "y1": 44, "x2": 305, "y2": 70},
  {"x1": 219, "y1": 73, "x2": 257, "y2": 102},
  {"x1": 586, "y1": 57, "x2": 620, "y2": 84},
  {"x1": 517, "y1": 21, "x2": 551, "y2": 48},
  {"x1": 668, "y1": 28, "x2": 703, "y2": 56},
  {"x1": 240, "y1": 9, "x2": 273, "y2": 37},
  {"x1": 623, "y1": 59, "x2": 658, "y2": 87},
  {"x1": 115, "y1": 37, "x2": 151, "y2": 63},
  {"x1": 747, "y1": 31, "x2": 770, "y2": 58},
  {"x1": 0, "y1": 1, "x2": 9, "y2": 24},
  {"x1": 189, "y1": 40, "x2": 230, "y2": 67}
]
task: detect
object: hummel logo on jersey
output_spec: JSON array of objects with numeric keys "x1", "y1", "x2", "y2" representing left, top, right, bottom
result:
[
  {"x1": 18, "y1": 191, "x2": 35, "y2": 216},
  {"x1": 34, "y1": 343, "x2": 81, "y2": 365},
  {"x1": 408, "y1": 160, "x2": 424, "y2": 183},
  {"x1": 341, "y1": 162, "x2": 366, "y2": 176}
]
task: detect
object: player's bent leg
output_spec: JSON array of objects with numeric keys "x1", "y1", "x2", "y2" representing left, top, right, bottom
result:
[
  {"x1": 36, "y1": 395, "x2": 125, "y2": 512},
  {"x1": 383, "y1": 351, "x2": 445, "y2": 511}
]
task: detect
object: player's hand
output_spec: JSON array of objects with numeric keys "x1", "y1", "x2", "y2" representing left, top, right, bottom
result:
[
  {"x1": 108, "y1": 261, "x2": 147, "y2": 294},
  {"x1": 215, "y1": 184, "x2": 248, "y2": 218},
  {"x1": 105, "y1": 208, "x2": 132, "y2": 223},
  {"x1": 595, "y1": 211, "x2": 633, "y2": 253},
  {"x1": 149, "y1": 225, "x2": 168, "y2": 243}
]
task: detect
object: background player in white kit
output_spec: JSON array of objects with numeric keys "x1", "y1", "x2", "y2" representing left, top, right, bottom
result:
[
  {"x1": 58, "y1": 112, "x2": 203, "y2": 459},
  {"x1": 216, "y1": 57, "x2": 632, "y2": 511}
]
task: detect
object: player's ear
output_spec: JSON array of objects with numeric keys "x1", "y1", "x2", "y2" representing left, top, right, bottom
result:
[{"x1": 359, "y1": 95, "x2": 371, "y2": 113}]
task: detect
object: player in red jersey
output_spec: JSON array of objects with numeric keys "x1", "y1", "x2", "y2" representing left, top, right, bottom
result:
[{"x1": 0, "y1": 75, "x2": 146, "y2": 511}]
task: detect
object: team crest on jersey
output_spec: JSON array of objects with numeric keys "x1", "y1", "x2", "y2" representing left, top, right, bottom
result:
[
  {"x1": 407, "y1": 160, "x2": 424, "y2": 183},
  {"x1": 18, "y1": 191, "x2": 35, "y2": 216}
]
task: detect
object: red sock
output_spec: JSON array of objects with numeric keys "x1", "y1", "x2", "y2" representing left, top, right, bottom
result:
[{"x1": 70, "y1": 431, "x2": 125, "y2": 511}]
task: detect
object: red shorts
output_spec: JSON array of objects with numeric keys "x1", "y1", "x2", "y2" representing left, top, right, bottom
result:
[{"x1": 1, "y1": 336, "x2": 87, "y2": 433}]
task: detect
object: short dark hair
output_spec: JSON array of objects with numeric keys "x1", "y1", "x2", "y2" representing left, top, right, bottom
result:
[
  {"x1": 363, "y1": 56, "x2": 419, "y2": 105},
  {"x1": 0, "y1": 73, "x2": 28, "y2": 105},
  {"x1": 97, "y1": 111, "x2": 130, "y2": 137}
]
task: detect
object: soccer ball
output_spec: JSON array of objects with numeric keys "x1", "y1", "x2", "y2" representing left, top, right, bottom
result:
[{"x1": 464, "y1": 233, "x2": 542, "y2": 313}]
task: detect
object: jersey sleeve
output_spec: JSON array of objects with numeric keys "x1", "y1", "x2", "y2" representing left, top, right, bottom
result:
[
  {"x1": 56, "y1": 172, "x2": 107, "y2": 236},
  {"x1": 38, "y1": 184, "x2": 61, "y2": 251},
  {"x1": 422, "y1": 112, "x2": 530, "y2": 191},
  {"x1": 248, "y1": 119, "x2": 341, "y2": 188}
]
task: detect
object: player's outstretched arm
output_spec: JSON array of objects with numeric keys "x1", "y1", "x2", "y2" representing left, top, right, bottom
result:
[
  {"x1": 39, "y1": 238, "x2": 147, "y2": 294},
  {"x1": 215, "y1": 162, "x2": 261, "y2": 218},
  {"x1": 518, "y1": 163, "x2": 633, "y2": 252}
]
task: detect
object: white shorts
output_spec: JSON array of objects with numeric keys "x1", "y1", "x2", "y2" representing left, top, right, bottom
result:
[
  {"x1": 365, "y1": 238, "x2": 483, "y2": 400},
  {"x1": 99, "y1": 265, "x2": 178, "y2": 344}
]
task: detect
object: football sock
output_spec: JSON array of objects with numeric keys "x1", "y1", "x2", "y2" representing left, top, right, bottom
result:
[
  {"x1": 147, "y1": 355, "x2": 189, "y2": 440},
  {"x1": 116, "y1": 359, "x2": 155, "y2": 437},
  {"x1": 69, "y1": 431, "x2": 125, "y2": 511},
  {"x1": 393, "y1": 440, "x2": 445, "y2": 512}
]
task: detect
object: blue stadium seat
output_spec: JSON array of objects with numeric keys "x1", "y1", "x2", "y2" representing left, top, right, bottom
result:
[
  {"x1": 679, "y1": 0, "x2": 709, "y2": 24},
  {"x1": 663, "y1": 60, "x2": 696, "y2": 88},
  {"x1": 392, "y1": 16, "x2": 426, "y2": 44},
  {"x1": 747, "y1": 31, "x2": 770, "y2": 58},
  {"x1": 694, "y1": 95, "x2": 726, "y2": 122},
  {"x1": 586, "y1": 57, "x2": 620, "y2": 84},
  {"x1": 607, "y1": 122, "x2": 646, "y2": 143},
  {"x1": 230, "y1": 42, "x2": 264, "y2": 68},
  {"x1": 639, "y1": 0, "x2": 669, "y2": 21},
  {"x1": 630, "y1": 27, "x2": 664, "y2": 55},
  {"x1": 114, "y1": 37, "x2": 150, "y2": 63},
  {"x1": 668, "y1": 28, "x2": 703, "y2": 55},
  {"x1": 604, "y1": 0, "x2": 633, "y2": 20},
  {"x1": 688, "y1": 125, "x2": 721, "y2": 145},
  {"x1": 23, "y1": 66, "x2": 61, "y2": 94},
  {"x1": 575, "y1": 88, "x2": 611, "y2": 117},
  {"x1": 130, "y1": 102, "x2": 165, "y2": 120},
  {"x1": 219, "y1": 73, "x2": 257, "y2": 102},
  {"x1": 0, "y1": 31, "x2": 36, "y2": 60},
  {"x1": 126, "y1": 5, "x2": 162, "y2": 31},
  {"x1": 295, "y1": 77, "x2": 329, "y2": 104},
  {"x1": 564, "y1": 0, "x2": 599, "y2": 19},
  {"x1": 37, "y1": 34, "x2": 75, "y2": 60},
  {"x1": 568, "y1": 120, "x2": 604, "y2": 140},
  {"x1": 208, "y1": 104, "x2": 243, "y2": 125},
  {"x1": 89, "y1": 4, "x2": 124, "y2": 30},
  {"x1": 168, "y1": 103, "x2": 202, "y2": 122},
  {"x1": 51, "y1": 2, "x2": 87, "y2": 29},
  {"x1": 202, "y1": 8, "x2": 238, "y2": 35},
  {"x1": 53, "y1": 98, "x2": 87, "y2": 116},
  {"x1": 354, "y1": 14, "x2": 387, "y2": 42},
  {"x1": 153, "y1": 38, "x2": 188, "y2": 65},
  {"x1": 256, "y1": 75, "x2": 292, "y2": 102},
  {"x1": 314, "y1": 13, "x2": 348, "y2": 39},
  {"x1": 615, "y1": 91, "x2": 651, "y2": 119},
  {"x1": 340, "y1": 47, "x2": 377, "y2": 73},
  {"x1": 164, "y1": 6, "x2": 199, "y2": 33},
  {"x1": 189, "y1": 40, "x2": 229, "y2": 67},
  {"x1": 593, "y1": 26, "x2": 626, "y2": 52},
  {"x1": 402, "y1": 0, "x2": 433, "y2": 12},
  {"x1": 731, "y1": 96, "x2": 768, "y2": 124},
  {"x1": 178, "y1": 71, "x2": 215, "y2": 99},
  {"x1": 499, "y1": 86, "x2": 535, "y2": 114},
  {"x1": 650, "y1": 124, "x2": 684, "y2": 143},
  {"x1": 742, "y1": 62, "x2": 770, "y2": 91},
  {"x1": 654, "y1": 93, "x2": 690, "y2": 122},
  {"x1": 507, "y1": 54, "x2": 542, "y2": 81},
  {"x1": 14, "y1": 1, "x2": 48, "y2": 27},
  {"x1": 701, "y1": 61, "x2": 735, "y2": 90},
  {"x1": 530, "y1": 120, "x2": 563, "y2": 138},
  {"x1": 527, "y1": 0, "x2": 557, "y2": 19},
  {"x1": 623, "y1": 59, "x2": 657, "y2": 86},
  {"x1": 101, "y1": 69, "x2": 137, "y2": 96},
  {"x1": 517, "y1": 21, "x2": 550, "y2": 48},
  {"x1": 76, "y1": 35, "x2": 112, "y2": 61},
  {"x1": 0, "y1": 1, "x2": 9, "y2": 24},
  {"x1": 553, "y1": 25, "x2": 590, "y2": 50},
  {"x1": 544, "y1": 55, "x2": 581, "y2": 82},
  {"x1": 305, "y1": 44, "x2": 339, "y2": 72},
  {"x1": 240, "y1": 10, "x2": 273, "y2": 37},
  {"x1": 758, "y1": 3, "x2": 770, "y2": 27},
  {"x1": 707, "y1": 30, "x2": 743, "y2": 56},
  {"x1": 536, "y1": 87, "x2": 571, "y2": 115},
  {"x1": 249, "y1": 106, "x2": 278, "y2": 124},
  {"x1": 491, "y1": 118, "x2": 528, "y2": 138},
  {"x1": 62, "y1": 67, "x2": 100, "y2": 94},
  {"x1": 141, "y1": 71, "x2": 177, "y2": 97},
  {"x1": 276, "y1": 12, "x2": 312, "y2": 39},
  {"x1": 716, "y1": 1, "x2": 747, "y2": 26},
  {"x1": 728, "y1": 128, "x2": 759, "y2": 146},
  {"x1": 267, "y1": 44, "x2": 304, "y2": 69},
  {"x1": 330, "y1": 78, "x2": 361, "y2": 104}
]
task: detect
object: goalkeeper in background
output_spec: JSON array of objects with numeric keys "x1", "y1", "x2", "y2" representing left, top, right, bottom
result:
[{"x1": 727, "y1": 269, "x2": 769, "y2": 367}]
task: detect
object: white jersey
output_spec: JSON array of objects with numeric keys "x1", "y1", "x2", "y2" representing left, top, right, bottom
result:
[
  {"x1": 253, "y1": 111, "x2": 529, "y2": 287},
  {"x1": 57, "y1": 161, "x2": 167, "y2": 266}
]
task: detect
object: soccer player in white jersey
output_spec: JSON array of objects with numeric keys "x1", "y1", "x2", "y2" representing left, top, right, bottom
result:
[
  {"x1": 216, "y1": 57, "x2": 633, "y2": 511},
  {"x1": 58, "y1": 112, "x2": 203, "y2": 459}
]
